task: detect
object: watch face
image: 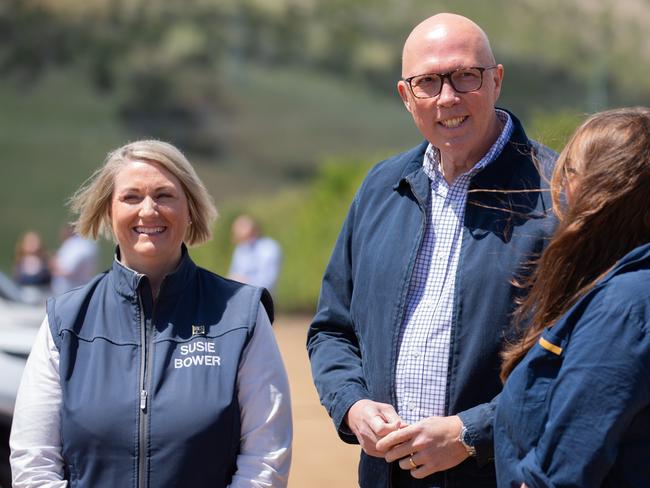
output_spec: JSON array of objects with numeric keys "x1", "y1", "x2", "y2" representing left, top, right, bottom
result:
[
  {"x1": 461, "y1": 427, "x2": 473, "y2": 446},
  {"x1": 461, "y1": 426, "x2": 477, "y2": 456}
]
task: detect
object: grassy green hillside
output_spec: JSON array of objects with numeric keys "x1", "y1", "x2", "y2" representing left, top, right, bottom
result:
[
  {"x1": 4, "y1": 0, "x2": 645, "y2": 310},
  {"x1": 192, "y1": 61, "x2": 420, "y2": 197},
  {"x1": 0, "y1": 62, "x2": 589, "y2": 312},
  {"x1": 0, "y1": 69, "x2": 127, "y2": 272},
  {"x1": 0, "y1": 62, "x2": 420, "y2": 274}
]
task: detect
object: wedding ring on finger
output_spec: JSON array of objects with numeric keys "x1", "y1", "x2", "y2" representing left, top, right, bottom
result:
[{"x1": 409, "y1": 454, "x2": 418, "y2": 470}]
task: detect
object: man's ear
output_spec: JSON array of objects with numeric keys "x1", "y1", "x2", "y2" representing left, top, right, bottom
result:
[
  {"x1": 397, "y1": 81, "x2": 412, "y2": 113},
  {"x1": 492, "y1": 64, "x2": 504, "y2": 102}
]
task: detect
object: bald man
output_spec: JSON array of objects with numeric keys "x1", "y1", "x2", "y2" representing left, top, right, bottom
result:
[{"x1": 308, "y1": 13, "x2": 557, "y2": 487}]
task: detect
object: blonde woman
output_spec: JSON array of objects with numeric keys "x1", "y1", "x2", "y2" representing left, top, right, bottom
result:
[{"x1": 10, "y1": 140, "x2": 292, "y2": 488}]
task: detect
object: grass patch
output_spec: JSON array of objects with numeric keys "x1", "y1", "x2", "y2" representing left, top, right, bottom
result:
[{"x1": 0, "y1": 61, "x2": 419, "y2": 274}]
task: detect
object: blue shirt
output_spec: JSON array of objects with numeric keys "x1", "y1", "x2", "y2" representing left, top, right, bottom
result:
[
  {"x1": 229, "y1": 236, "x2": 282, "y2": 292},
  {"x1": 51, "y1": 234, "x2": 98, "y2": 295},
  {"x1": 495, "y1": 242, "x2": 650, "y2": 488}
]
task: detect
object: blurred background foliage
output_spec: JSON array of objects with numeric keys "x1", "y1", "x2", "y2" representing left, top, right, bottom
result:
[{"x1": 1, "y1": 0, "x2": 648, "y2": 311}]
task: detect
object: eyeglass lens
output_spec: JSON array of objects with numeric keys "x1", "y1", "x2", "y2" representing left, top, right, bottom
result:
[{"x1": 410, "y1": 68, "x2": 484, "y2": 98}]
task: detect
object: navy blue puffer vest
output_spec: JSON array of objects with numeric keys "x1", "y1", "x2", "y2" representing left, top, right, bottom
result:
[{"x1": 47, "y1": 248, "x2": 273, "y2": 488}]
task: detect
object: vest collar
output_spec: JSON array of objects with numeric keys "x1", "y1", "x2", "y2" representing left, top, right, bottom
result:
[{"x1": 110, "y1": 244, "x2": 197, "y2": 301}]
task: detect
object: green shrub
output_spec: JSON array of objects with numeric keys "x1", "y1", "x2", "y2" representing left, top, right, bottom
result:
[
  {"x1": 527, "y1": 109, "x2": 585, "y2": 152},
  {"x1": 191, "y1": 156, "x2": 373, "y2": 313}
]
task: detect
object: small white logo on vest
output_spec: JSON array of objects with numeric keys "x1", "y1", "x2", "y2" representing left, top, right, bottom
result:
[
  {"x1": 174, "y1": 340, "x2": 221, "y2": 369},
  {"x1": 192, "y1": 325, "x2": 205, "y2": 336}
]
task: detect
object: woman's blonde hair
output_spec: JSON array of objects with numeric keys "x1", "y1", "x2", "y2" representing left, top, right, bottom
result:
[{"x1": 69, "y1": 140, "x2": 218, "y2": 246}]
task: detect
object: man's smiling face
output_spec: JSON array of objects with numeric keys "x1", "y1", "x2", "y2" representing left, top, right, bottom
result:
[{"x1": 398, "y1": 18, "x2": 504, "y2": 168}]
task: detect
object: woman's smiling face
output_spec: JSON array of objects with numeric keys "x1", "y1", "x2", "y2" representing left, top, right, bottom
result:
[{"x1": 110, "y1": 159, "x2": 189, "y2": 275}]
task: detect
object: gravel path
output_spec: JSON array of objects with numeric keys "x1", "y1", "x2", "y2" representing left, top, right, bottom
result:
[{"x1": 274, "y1": 315, "x2": 359, "y2": 487}]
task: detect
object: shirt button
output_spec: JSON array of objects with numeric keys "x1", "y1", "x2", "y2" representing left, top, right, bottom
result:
[
  {"x1": 411, "y1": 350, "x2": 421, "y2": 358},
  {"x1": 408, "y1": 402, "x2": 417, "y2": 411}
]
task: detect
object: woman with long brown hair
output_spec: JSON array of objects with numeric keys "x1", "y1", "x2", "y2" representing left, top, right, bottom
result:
[{"x1": 494, "y1": 107, "x2": 650, "y2": 487}]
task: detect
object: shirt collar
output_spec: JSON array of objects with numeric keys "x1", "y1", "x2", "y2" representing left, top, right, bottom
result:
[{"x1": 422, "y1": 109, "x2": 513, "y2": 181}]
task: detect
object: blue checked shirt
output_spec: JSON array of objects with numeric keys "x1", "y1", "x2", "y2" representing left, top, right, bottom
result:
[{"x1": 395, "y1": 110, "x2": 513, "y2": 424}]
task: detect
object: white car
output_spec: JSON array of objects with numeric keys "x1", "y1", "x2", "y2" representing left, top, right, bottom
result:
[{"x1": 0, "y1": 273, "x2": 44, "y2": 488}]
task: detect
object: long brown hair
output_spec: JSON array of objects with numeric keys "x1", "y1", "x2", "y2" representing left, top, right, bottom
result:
[{"x1": 500, "y1": 107, "x2": 650, "y2": 381}]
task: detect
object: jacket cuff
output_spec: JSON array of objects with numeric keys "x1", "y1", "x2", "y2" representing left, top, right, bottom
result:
[
  {"x1": 518, "y1": 449, "x2": 553, "y2": 488},
  {"x1": 457, "y1": 399, "x2": 497, "y2": 467},
  {"x1": 330, "y1": 384, "x2": 370, "y2": 444}
]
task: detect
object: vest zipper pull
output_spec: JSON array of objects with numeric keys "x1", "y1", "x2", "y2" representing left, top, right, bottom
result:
[{"x1": 140, "y1": 389, "x2": 148, "y2": 411}]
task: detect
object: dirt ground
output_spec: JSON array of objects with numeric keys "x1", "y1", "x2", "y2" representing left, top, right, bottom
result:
[{"x1": 273, "y1": 315, "x2": 360, "y2": 487}]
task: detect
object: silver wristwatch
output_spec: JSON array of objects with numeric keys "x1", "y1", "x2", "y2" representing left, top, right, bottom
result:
[{"x1": 459, "y1": 425, "x2": 477, "y2": 457}]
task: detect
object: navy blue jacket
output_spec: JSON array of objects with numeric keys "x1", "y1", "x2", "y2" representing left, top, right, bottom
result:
[
  {"x1": 495, "y1": 242, "x2": 650, "y2": 488},
  {"x1": 47, "y1": 247, "x2": 273, "y2": 488},
  {"x1": 307, "y1": 111, "x2": 556, "y2": 487}
]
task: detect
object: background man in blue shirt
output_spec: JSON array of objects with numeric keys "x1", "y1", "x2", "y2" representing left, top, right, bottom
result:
[{"x1": 228, "y1": 214, "x2": 282, "y2": 294}]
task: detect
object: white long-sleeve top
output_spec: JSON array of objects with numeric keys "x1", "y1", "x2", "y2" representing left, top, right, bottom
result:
[{"x1": 10, "y1": 304, "x2": 292, "y2": 487}]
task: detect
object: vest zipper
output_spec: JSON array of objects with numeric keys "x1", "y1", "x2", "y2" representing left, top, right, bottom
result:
[
  {"x1": 138, "y1": 282, "x2": 161, "y2": 488},
  {"x1": 137, "y1": 295, "x2": 150, "y2": 488}
]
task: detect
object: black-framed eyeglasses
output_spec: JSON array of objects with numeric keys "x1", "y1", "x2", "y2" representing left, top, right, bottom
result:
[{"x1": 403, "y1": 66, "x2": 498, "y2": 99}]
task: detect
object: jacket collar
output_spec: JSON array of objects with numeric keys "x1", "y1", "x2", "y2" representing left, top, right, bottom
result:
[
  {"x1": 470, "y1": 109, "x2": 537, "y2": 191},
  {"x1": 393, "y1": 141, "x2": 430, "y2": 205},
  {"x1": 110, "y1": 244, "x2": 197, "y2": 301},
  {"x1": 393, "y1": 108, "x2": 531, "y2": 200},
  {"x1": 600, "y1": 242, "x2": 650, "y2": 285}
]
